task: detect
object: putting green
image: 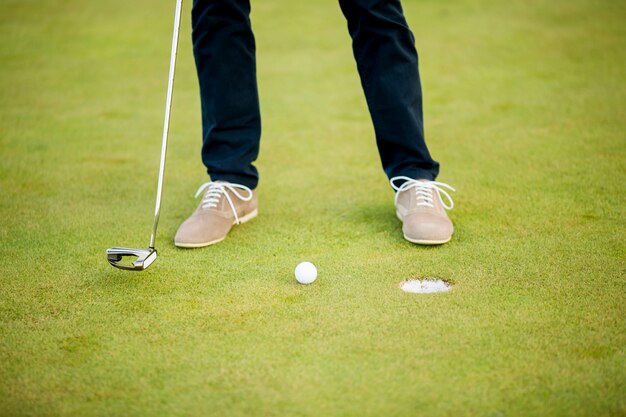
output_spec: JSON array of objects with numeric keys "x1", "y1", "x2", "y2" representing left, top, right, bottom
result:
[{"x1": 1, "y1": 0, "x2": 624, "y2": 416}]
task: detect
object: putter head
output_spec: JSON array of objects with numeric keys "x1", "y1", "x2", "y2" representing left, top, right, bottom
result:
[{"x1": 106, "y1": 247, "x2": 157, "y2": 271}]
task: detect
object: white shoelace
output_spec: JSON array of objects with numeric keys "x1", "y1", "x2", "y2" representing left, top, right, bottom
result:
[
  {"x1": 194, "y1": 181, "x2": 253, "y2": 224},
  {"x1": 390, "y1": 176, "x2": 456, "y2": 210}
]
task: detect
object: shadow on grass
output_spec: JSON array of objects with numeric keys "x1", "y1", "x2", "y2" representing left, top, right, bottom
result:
[{"x1": 337, "y1": 201, "x2": 455, "y2": 250}]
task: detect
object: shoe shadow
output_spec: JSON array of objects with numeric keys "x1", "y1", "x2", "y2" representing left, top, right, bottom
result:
[
  {"x1": 334, "y1": 200, "x2": 407, "y2": 245},
  {"x1": 336, "y1": 201, "x2": 455, "y2": 249}
]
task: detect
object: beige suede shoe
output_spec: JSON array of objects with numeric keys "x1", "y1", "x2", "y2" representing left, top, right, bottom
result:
[
  {"x1": 174, "y1": 181, "x2": 257, "y2": 248},
  {"x1": 390, "y1": 176, "x2": 456, "y2": 245}
]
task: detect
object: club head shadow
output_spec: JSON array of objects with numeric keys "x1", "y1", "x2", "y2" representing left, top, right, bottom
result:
[{"x1": 106, "y1": 247, "x2": 157, "y2": 271}]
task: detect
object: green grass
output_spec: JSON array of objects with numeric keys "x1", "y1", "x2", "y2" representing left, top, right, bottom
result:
[{"x1": 1, "y1": 0, "x2": 625, "y2": 415}]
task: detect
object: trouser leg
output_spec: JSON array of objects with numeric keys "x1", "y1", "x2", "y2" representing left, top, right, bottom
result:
[
  {"x1": 191, "y1": 0, "x2": 261, "y2": 189},
  {"x1": 338, "y1": 0, "x2": 439, "y2": 181}
]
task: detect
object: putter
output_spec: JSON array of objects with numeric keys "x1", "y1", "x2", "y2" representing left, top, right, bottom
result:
[{"x1": 106, "y1": 0, "x2": 183, "y2": 271}]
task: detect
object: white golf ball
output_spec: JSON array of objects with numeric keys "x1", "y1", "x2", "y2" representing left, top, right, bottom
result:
[{"x1": 295, "y1": 261, "x2": 317, "y2": 284}]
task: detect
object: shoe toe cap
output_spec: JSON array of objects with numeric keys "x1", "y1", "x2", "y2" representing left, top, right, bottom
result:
[
  {"x1": 175, "y1": 214, "x2": 232, "y2": 246},
  {"x1": 402, "y1": 213, "x2": 453, "y2": 244}
]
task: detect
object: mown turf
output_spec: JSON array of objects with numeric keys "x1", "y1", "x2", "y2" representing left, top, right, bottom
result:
[{"x1": 1, "y1": 0, "x2": 625, "y2": 416}]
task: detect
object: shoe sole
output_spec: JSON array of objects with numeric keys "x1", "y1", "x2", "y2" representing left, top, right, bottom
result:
[
  {"x1": 174, "y1": 208, "x2": 258, "y2": 248},
  {"x1": 396, "y1": 210, "x2": 452, "y2": 246},
  {"x1": 403, "y1": 235, "x2": 451, "y2": 245}
]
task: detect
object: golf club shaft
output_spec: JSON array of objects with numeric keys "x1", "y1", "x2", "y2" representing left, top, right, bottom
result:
[{"x1": 149, "y1": 0, "x2": 183, "y2": 249}]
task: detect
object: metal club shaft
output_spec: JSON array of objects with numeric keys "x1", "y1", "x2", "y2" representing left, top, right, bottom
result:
[{"x1": 149, "y1": 0, "x2": 183, "y2": 249}]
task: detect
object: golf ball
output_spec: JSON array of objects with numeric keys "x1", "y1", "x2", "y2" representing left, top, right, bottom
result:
[{"x1": 295, "y1": 261, "x2": 317, "y2": 284}]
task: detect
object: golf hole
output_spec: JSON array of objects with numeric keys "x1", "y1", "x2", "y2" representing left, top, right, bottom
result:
[{"x1": 399, "y1": 278, "x2": 452, "y2": 294}]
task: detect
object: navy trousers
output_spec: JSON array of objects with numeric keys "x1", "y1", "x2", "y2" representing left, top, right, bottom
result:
[{"x1": 191, "y1": 0, "x2": 440, "y2": 189}]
